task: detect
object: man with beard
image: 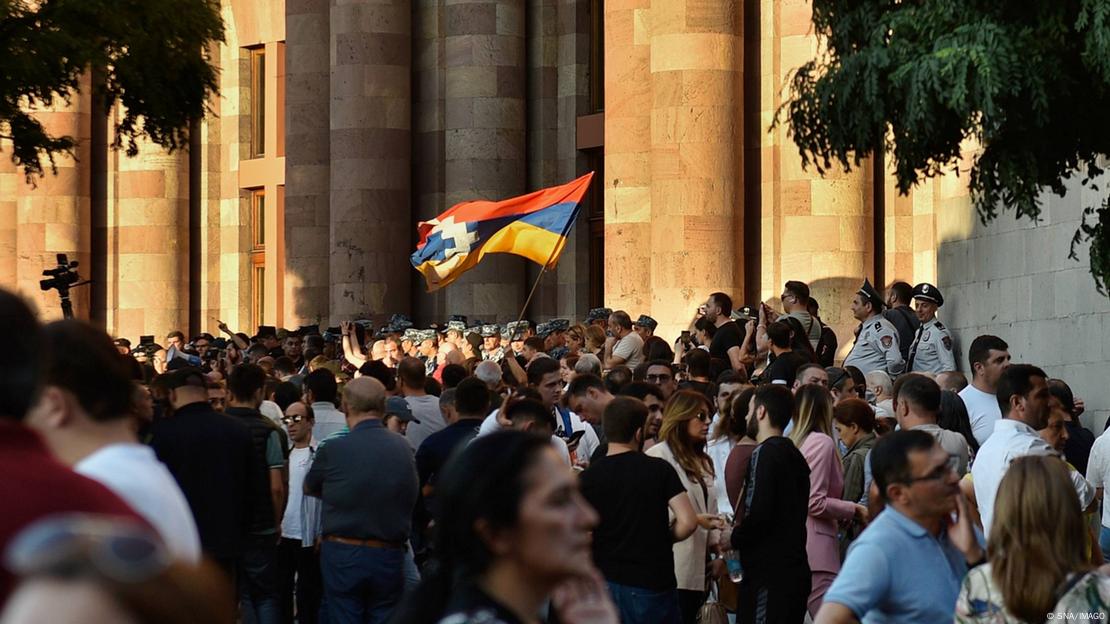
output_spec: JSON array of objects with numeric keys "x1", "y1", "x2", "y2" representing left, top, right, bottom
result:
[{"x1": 621, "y1": 381, "x2": 666, "y2": 452}]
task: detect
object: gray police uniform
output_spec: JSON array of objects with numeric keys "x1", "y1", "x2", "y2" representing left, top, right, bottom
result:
[
  {"x1": 908, "y1": 318, "x2": 956, "y2": 373},
  {"x1": 844, "y1": 314, "x2": 905, "y2": 377}
]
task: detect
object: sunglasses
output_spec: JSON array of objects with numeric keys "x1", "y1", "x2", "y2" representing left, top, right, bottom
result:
[
  {"x1": 694, "y1": 412, "x2": 710, "y2": 423},
  {"x1": 904, "y1": 456, "x2": 960, "y2": 484},
  {"x1": 282, "y1": 415, "x2": 307, "y2": 425}
]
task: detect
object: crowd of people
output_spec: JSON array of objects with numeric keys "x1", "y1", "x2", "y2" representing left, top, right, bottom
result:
[{"x1": 1, "y1": 277, "x2": 1109, "y2": 624}]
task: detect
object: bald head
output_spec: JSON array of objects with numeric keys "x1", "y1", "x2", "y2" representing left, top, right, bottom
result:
[
  {"x1": 935, "y1": 371, "x2": 967, "y2": 392},
  {"x1": 343, "y1": 376, "x2": 387, "y2": 418}
]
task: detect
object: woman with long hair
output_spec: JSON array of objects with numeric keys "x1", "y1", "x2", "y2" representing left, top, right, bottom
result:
[
  {"x1": 832, "y1": 398, "x2": 877, "y2": 505},
  {"x1": 790, "y1": 384, "x2": 868, "y2": 618},
  {"x1": 583, "y1": 325, "x2": 606, "y2": 356},
  {"x1": 392, "y1": 431, "x2": 615, "y2": 624},
  {"x1": 722, "y1": 386, "x2": 759, "y2": 514},
  {"x1": 956, "y1": 455, "x2": 1110, "y2": 622},
  {"x1": 646, "y1": 390, "x2": 718, "y2": 624},
  {"x1": 565, "y1": 324, "x2": 587, "y2": 357}
]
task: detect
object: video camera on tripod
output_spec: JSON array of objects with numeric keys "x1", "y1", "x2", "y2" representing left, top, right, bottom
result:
[{"x1": 40, "y1": 253, "x2": 87, "y2": 319}]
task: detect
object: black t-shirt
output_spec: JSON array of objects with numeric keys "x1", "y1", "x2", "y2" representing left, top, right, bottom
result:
[
  {"x1": 579, "y1": 452, "x2": 685, "y2": 590},
  {"x1": 709, "y1": 321, "x2": 742, "y2": 367},
  {"x1": 760, "y1": 351, "x2": 807, "y2": 385}
]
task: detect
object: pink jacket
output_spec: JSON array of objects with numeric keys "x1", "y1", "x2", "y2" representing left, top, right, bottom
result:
[{"x1": 799, "y1": 432, "x2": 856, "y2": 574}]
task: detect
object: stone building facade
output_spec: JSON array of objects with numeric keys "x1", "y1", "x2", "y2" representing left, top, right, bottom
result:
[{"x1": 4, "y1": 0, "x2": 1109, "y2": 425}]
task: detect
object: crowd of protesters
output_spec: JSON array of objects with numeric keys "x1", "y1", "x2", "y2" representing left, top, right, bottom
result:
[{"x1": 1, "y1": 277, "x2": 1109, "y2": 624}]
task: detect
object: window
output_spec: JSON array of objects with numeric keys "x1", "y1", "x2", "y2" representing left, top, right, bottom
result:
[
  {"x1": 586, "y1": 151, "x2": 605, "y2": 307},
  {"x1": 589, "y1": 0, "x2": 604, "y2": 113},
  {"x1": 249, "y1": 47, "x2": 266, "y2": 158},
  {"x1": 250, "y1": 189, "x2": 266, "y2": 327}
]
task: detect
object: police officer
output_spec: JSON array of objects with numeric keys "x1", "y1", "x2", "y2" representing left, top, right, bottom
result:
[
  {"x1": 546, "y1": 319, "x2": 571, "y2": 361},
  {"x1": 844, "y1": 278, "x2": 905, "y2": 377},
  {"x1": 586, "y1": 307, "x2": 612, "y2": 330},
  {"x1": 634, "y1": 314, "x2": 658, "y2": 339},
  {"x1": 480, "y1": 324, "x2": 505, "y2": 362},
  {"x1": 907, "y1": 283, "x2": 956, "y2": 373}
]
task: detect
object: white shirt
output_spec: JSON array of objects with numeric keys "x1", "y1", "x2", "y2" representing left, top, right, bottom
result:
[
  {"x1": 475, "y1": 410, "x2": 571, "y2": 466},
  {"x1": 405, "y1": 394, "x2": 447, "y2": 450},
  {"x1": 311, "y1": 401, "x2": 347, "y2": 442},
  {"x1": 76, "y1": 443, "x2": 201, "y2": 563},
  {"x1": 260, "y1": 400, "x2": 284, "y2": 429},
  {"x1": 706, "y1": 429, "x2": 735, "y2": 515},
  {"x1": 960, "y1": 384, "x2": 1002, "y2": 446},
  {"x1": 972, "y1": 419, "x2": 1095, "y2": 537},
  {"x1": 281, "y1": 442, "x2": 316, "y2": 540},
  {"x1": 1085, "y1": 429, "x2": 1110, "y2": 527},
  {"x1": 611, "y1": 332, "x2": 644, "y2": 368}
]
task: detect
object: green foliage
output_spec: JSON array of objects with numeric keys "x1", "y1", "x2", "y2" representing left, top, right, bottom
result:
[
  {"x1": 0, "y1": 0, "x2": 224, "y2": 178},
  {"x1": 781, "y1": 0, "x2": 1110, "y2": 293}
]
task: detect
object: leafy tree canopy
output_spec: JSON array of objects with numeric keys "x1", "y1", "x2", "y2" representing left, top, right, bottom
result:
[
  {"x1": 782, "y1": 0, "x2": 1110, "y2": 292},
  {"x1": 0, "y1": 0, "x2": 224, "y2": 178}
]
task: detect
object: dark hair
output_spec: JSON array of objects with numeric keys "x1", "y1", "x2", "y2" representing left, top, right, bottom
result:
[
  {"x1": 833, "y1": 398, "x2": 876, "y2": 433},
  {"x1": 784, "y1": 280, "x2": 811, "y2": 304},
  {"x1": 892, "y1": 373, "x2": 942, "y2": 414},
  {"x1": 871, "y1": 429, "x2": 938, "y2": 501},
  {"x1": 997, "y1": 364, "x2": 1048, "y2": 415},
  {"x1": 526, "y1": 357, "x2": 561, "y2": 386},
  {"x1": 752, "y1": 384, "x2": 794, "y2": 431},
  {"x1": 795, "y1": 363, "x2": 825, "y2": 383},
  {"x1": 567, "y1": 373, "x2": 606, "y2": 398},
  {"x1": 826, "y1": 367, "x2": 852, "y2": 391},
  {"x1": 273, "y1": 356, "x2": 296, "y2": 375},
  {"x1": 523, "y1": 337, "x2": 546, "y2": 352},
  {"x1": 709, "y1": 292, "x2": 733, "y2": 316},
  {"x1": 621, "y1": 380, "x2": 665, "y2": 404},
  {"x1": 765, "y1": 321, "x2": 792, "y2": 349},
  {"x1": 40, "y1": 320, "x2": 133, "y2": 423},
  {"x1": 968, "y1": 335, "x2": 1009, "y2": 376},
  {"x1": 454, "y1": 377, "x2": 491, "y2": 416},
  {"x1": 845, "y1": 366, "x2": 866, "y2": 389},
  {"x1": 166, "y1": 330, "x2": 185, "y2": 342},
  {"x1": 1047, "y1": 379, "x2": 1076, "y2": 415},
  {"x1": 503, "y1": 397, "x2": 554, "y2": 431},
  {"x1": 398, "y1": 357, "x2": 427, "y2": 389},
  {"x1": 610, "y1": 310, "x2": 633, "y2": 330},
  {"x1": 939, "y1": 390, "x2": 980, "y2": 453},
  {"x1": 685, "y1": 348, "x2": 711, "y2": 378},
  {"x1": 358, "y1": 360, "x2": 396, "y2": 391},
  {"x1": 272, "y1": 381, "x2": 302, "y2": 411},
  {"x1": 605, "y1": 366, "x2": 634, "y2": 394},
  {"x1": 643, "y1": 336, "x2": 675, "y2": 363},
  {"x1": 303, "y1": 368, "x2": 338, "y2": 405},
  {"x1": 888, "y1": 281, "x2": 913, "y2": 305},
  {"x1": 716, "y1": 369, "x2": 746, "y2": 386},
  {"x1": 694, "y1": 316, "x2": 717, "y2": 338},
  {"x1": 227, "y1": 364, "x2": 267, "y2": 403},
  {"x1": 726, "y1": 386, "x2": 757, "y2": 439},
  {"x1": 441, "y1": 364, "x2": 468, "y2": 389},
  {"x1": 603, "y1": 396, "x2": 647, "y2": 444},
  {"x1": 646, "y1": 360, "x2": 674, "y2": 376},
  {"x1": 425, "y1": 376, "x2": 443, "y2": 397},
  {"x1": 397, "y1": 431, "x2": 552, "y2": 624}
]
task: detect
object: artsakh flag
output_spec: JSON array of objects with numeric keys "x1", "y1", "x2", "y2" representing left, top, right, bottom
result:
[{"x1": 410, "y1": 172, "x2": 594, "y2": 292}]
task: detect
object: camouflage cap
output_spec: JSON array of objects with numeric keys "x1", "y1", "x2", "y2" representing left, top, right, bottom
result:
[
  {"x1": 549, "y1": 318, "x2": 570, "y2": 333},
  {"x1": 480, "y1": 324, "x2": 502, "y2": 338},
  {"x1": 634, "y1": 315, "x2": 658, "y2": 330},
  {"x1": 389, "y1": 314, "x2": 414, "y2": 331},
  {"x1": 586, "y1": 307, "x2": 612, "y2": 322}
]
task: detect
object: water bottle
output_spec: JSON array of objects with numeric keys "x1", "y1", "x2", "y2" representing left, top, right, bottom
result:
[{"x1": 724, "y1": 549, "x2": 743, "y2": 583}]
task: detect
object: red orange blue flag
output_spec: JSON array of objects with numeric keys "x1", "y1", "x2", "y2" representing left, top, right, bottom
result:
[{"x1": 411, "y1": 172, "x2": 594, "y2": 292}]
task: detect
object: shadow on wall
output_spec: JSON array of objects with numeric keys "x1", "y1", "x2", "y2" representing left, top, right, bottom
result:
[{"x1": 935, "y1": 174, "x2": 1110, "y2": 432}]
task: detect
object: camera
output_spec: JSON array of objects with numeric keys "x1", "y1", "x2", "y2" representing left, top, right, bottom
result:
[{"x1": 40, "y1": 254, "x2": 85, "y2": 319}]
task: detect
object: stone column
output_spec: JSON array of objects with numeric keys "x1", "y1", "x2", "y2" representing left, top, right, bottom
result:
[
  {"x1": 17, "y1": 86, "x2": 92, "y2": 319},
  {"x1": 111, "y1": 140, "x2": 190, "y2": 338},
  {"x1": 286, "y1": 0, "x2": 332, "y2": 325},
  {"x1": 329, "y1": 0, "x2": 412, "y2": 324},
  {"x1": 412, "y1": 0, "x2": 448, "y2": 324},
  {"x1": 443, "y1": 0, "x2": 527, "y2": 320},
  {"x1": 0, "y1": 141, "x2": 17, "y2": 291},
  {"x1": 603, "y1": 0, "x2": 652, "y2": 314},
  {"x1": 648, "y1": 0, "x2": 743, "y2": 337},
  {"x1": 760, "y1": 0, "x2": 872, "y2": 352}
]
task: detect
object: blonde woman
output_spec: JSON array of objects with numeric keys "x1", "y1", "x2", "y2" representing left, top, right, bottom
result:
[
  {"x1": 566, "y1": 323, "x2": 587, "y2": 356},
  {"x1": 790, "y1": 384, "x2": 868, "y2": 617},
  {"x1": 646, "y1": 390, "x2": 719, "y2": 624},
  {"x1": 956, "y1": 455, "x2": 1110, "y2": 622}
]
